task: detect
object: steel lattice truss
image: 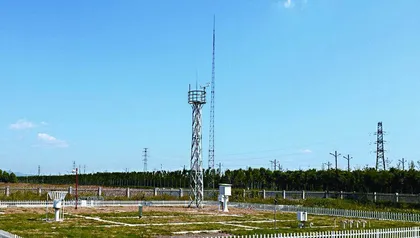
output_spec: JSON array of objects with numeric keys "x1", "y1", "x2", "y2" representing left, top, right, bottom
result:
[
  {"x1": 188, "y1": 85, "x2": 206, "y2": 208},
  {"x1": 190, "y1": 104, "x2": 204, "y2": 208}
]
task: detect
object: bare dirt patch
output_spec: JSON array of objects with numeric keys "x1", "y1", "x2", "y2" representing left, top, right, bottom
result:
[{"x1": 3, "y1": 205, "x2": 269, "y2": 216}]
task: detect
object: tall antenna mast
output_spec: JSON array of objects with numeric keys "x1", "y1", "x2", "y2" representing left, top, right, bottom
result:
[{"x1": 208, "y1": 15, "x2": 216, "y2": 172}]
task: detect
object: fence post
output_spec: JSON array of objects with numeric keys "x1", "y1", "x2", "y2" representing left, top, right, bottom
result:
[
  {"x1": 5, "y1": 186, "x2": 9, "y2": 197},
  {"x1": 263, "y1": 190, "x2": 266, "y2": 199},
  {"x1": 98, "y1": 187, "x2": 102, "y2": 196},
  {"x1": 302, "y1": 190, "x2": 306, "y2": 200},
  {"x1": 395, "y1": 193, "x2": 399, "y2": 203},
  {"x1": 126, "y1": 188, "x2": 130, "y2": 198},
  {"x1": 68, "y1": 186, "x2": 73, "y2": 195},
  {"x1": 179, "y1": 188, "x2": 183, "y2": 198},
  {"x1": 282, "y1": 190, "x2": 286, "y2": 199},
  {"x1": 243, "y1": 189, "x2": 246, "y2": 198},
  {"x1": 374, "y1": 192, "x2": 377, "y2": 203},
  {"x1": 340, "y1": 191, "x2": 343, "y2": 199},
  {"x1": 154, "y1": 187, "x2": 158, "y2": 196},
  {"x1": 38, "y1": 188, "x2": 42, "y2": 196},
  {"x1": 324, "y1": 190, "x2": 329, "y2": 199}
]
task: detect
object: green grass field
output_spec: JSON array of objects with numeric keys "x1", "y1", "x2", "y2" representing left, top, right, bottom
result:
[{"x1": 0, "y1": 206, "x2": 417, "y2": 238}]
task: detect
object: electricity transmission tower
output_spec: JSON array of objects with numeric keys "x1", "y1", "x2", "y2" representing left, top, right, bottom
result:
[
  {"x1": 188, "y1": 83, "x2": 208, "y2": 208},
  {"x1": 143, "y1": 148, "x2": 148, "y2": 172},
  {"x1": 343, "y1": 154, "x2": 352, "y2": 172},
  {"x1": 330, "y1": 151, "x2": 341, "y2": 171},
  {"x1": 375, "y1": 122, "x2": 386, "y2": 170}
]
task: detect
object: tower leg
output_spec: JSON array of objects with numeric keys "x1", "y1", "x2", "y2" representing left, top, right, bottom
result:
[{"x1": 189, "y1": 104, "x2": 204, "y2": 208}]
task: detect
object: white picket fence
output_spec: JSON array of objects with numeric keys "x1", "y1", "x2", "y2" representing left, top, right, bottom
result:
[
  {"x1": 231, "y1": 203, "x2": 420, "y2": 222},
  {"x1": 206, "y1": 227, "x2": 420, "y2": 238},
  {"x1": 0, "y1": 229, "x2": 21, "y2": 238}
]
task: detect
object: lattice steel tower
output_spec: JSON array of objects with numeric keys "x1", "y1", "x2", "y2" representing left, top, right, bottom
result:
[
  {"x1": 375, "y1": 122, "x2": 386, "y2": 170},
  {"x1": 208, "y1": 15, "x2": 216, "y2": 171},
  {"x1": 188, "y1": 83, "x2": 207, "y2": 208}
]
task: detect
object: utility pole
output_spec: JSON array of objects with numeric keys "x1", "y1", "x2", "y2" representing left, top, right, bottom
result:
[
  {"x1": 330, "y1": 151, "x2": 341, "y2": 171},
  {"x1": 270, "y1": 159, "x2": 277, "y2": 171},
  {"x1": 398, "y1": 158, "x2": 406, "y2": 170},
  {"x1": 343, "y1": 154, "x2": 352, "y2": 172},
  {"x1": 84, "y1": 165, "x2": 86, "y2": 174},
  {"x1": 276, "y1": 161, "x2": 281, "y2": 171},
  {"x1": 375, "y1": 122, "x2": 386, "y2": 170},
  {"x1": 143, "y1": 148, "x2": 148, "y2": 172},
  {"x1": 38, "y1": 165, "x2": 40, "y2": 176},
  {"x1": 218, "y1": 162, "x2": 222, "y2": 176},
  {"x1": 326, "y1": 161, "x2": 332, "y2": 170},
  {"x1": 72, "y1": 161, "x2": 76, "y2": 172}
]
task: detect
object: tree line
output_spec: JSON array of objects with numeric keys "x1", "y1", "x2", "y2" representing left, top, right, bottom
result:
[
  {"x1": 15, "y1": 166, "x2": 420, "y2": 194},
  {"x1": 0, "y1": 169, "x2": 18, "y2": 183}
]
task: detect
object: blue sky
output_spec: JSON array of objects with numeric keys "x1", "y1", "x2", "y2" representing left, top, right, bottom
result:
[{"x1": 1, "y1": 0, "x2": 419, "y2": 175}]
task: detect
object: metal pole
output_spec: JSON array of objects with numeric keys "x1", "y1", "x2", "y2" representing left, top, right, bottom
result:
[
  {"x1": 274, "y1": 199, "x2": 277, "y2": 230},
  {"x1": 46, "y1": 193, "x2": 48, "y2": 221},
  {"x1": 75, "y1": 168, "x2": 78, "y2": 209}
]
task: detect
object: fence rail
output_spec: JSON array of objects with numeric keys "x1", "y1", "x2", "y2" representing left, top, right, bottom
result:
[
  {"x1": 2, "y1": 187, "x2": 420, "y2": 204},
  {"x1": 0, "y1": 200, "x2": 219, "y2": 208},
  {"x1": 205, "y1": 227, "x2": 420, "y2": 238},
  {"x1": 0, "y1": 230, "x2": 21, "y2": 238},
  {"x1": 2, "y1": 200, "x2": 420, "y2": 223},
  {"x1": 232, "y1": 202, "x2": 420, "y2": 222}
]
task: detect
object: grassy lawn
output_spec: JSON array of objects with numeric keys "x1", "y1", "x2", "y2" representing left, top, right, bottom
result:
[{"x1": 0, "y1": 206, "x2": 417, "y2": 237}]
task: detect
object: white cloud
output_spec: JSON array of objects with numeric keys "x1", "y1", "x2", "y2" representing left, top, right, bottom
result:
[
  {"x1": 9, "y1": 119, "x2": 48, "y2": 130},
  {"x1": 302, "y1": 149, "x2": 312, "y2": 153},
  {"x1": 9, "y1": 119, "x2": 36, "y2": 130},
  {"x1": 284, "y1": 0, "x2": 293, "y2": 8},
  {"x1": 37, "y1": 133, "x2": 68, "y2": 148}
]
